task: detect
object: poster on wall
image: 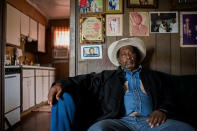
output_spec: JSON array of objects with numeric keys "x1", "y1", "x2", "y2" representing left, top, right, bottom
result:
[
  {"x1": 150, "y1": 12, "x2": 178, "y2": 33},
  {"x1": 106, "y1": 14, "x2": 123, "y2": 36},
  {"x1": 180, "y1": 12, "x2": 197, "y2": 47},
  {"x1": 80, "y1": 14, "x2": 105, "y2": 43},
  {"x1": 78, "y1": 0, "x2": 103, "y2": 13},
  {"x1": 129, "y1": 12, "x2": 149, "y2": 36},
  {"x1": 81, "y1": 45, "x2": 102, "y2": 59},
  {"x1": 127, "y1": 0, "x2": 157, "y2": 8},
  {"x1": 171, "y1": 0, "x2": 197, "y2": 10}
]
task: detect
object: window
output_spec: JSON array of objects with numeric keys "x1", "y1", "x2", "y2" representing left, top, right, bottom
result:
[{"x1": 53, "y1": 27, "x2": 70, "y2": 49}]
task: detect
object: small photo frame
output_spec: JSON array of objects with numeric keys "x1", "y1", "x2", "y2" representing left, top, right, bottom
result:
[
  {"x1": 129, "y1": 12, "x2": 149, "y2": 36},
  {"x1": 106, "y1": 14, "x2": 123, "y2": 36},
  {"x1": 105, "y1": 0, "x2": 123, "y2": 13},
  {"x1": 80, "y1": 14, "x2": 105, "y2": 43},
  {"x1": 150, "y1": 11, "x2": 178, "y2": 33},
  {"x1": 180, "y1": 12, "x2": 197, "y2": 47},
  {"x1": 78, "y1": 0, "x2": 104, "y2": 13},
  {"x1": 127, "y1": 0, "x2": 157, "y2": 8},
  {"x1": 81, "y1": 45, "x2": 102, "y2": 59},
  {"x1": 171, "y1": 0, "x2": 197, "y2": 10}
]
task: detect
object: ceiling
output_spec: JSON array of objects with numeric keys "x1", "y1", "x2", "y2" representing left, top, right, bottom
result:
[{"x1": 26, "y1": 0, "x2": 70, "y2": 20}]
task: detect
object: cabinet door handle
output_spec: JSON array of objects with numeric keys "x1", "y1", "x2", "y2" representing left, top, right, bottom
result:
[{"x1": 6, "y1": 76, "x2": 16, "y2": 79}]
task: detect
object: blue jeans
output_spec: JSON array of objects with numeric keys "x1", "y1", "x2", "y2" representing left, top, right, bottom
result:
[
  {"x1": 78, "y1": 6, "x2": 86, "y2": 13},
  {"x1": 51, "y1": 93, "x2": 196, "y2": 131},
  {"x1": 88, "y1": 116, "x2": 196, "y2": 131},
  {"x1": 50, "y1": 93, "x2": 76, "y2": 131}
]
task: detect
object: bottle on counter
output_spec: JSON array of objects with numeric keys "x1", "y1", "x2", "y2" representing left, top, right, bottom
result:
[
  {"x1": 11, "y1": 55, "x2": 17, "y2": 65},
  {"x1": 15, "y1": 56, "x2": 19, "y2": 65},
  {"x1": 9, "y1": 55, "x2": 12, "y2": 65},
  {"x1": 11, "y1": 56, "x2": 14, "y2": 65},
  {"x1": 4, "y1": 54, "x2": 10, "y2": 66}
]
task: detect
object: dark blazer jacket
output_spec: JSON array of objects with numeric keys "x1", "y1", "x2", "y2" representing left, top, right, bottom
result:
[{"x1": 56, "y1": 67, "x2": 174, "y2": 124}]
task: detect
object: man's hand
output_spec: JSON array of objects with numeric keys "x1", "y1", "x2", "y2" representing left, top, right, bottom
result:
[
  {"x1": 48, "y1": 84, "x2": 62, "y2": 107},
  {"x1": 146, "y1": 110, "x2": 167, "y2": 128}
]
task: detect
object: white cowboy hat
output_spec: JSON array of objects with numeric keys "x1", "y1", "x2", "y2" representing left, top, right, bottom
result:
[{"x1": 108, "y1": 37, "x2": 146, "y2": 66}]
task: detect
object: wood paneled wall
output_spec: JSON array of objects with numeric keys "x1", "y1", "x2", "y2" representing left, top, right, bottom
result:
[
  {"x1": 38, "y1": 19, "x2": 69, "y2": 64},
  {"x1": 53, "y1": 62, "x2": 69, "y2": 81},
  {"x1": 73, "y1": 0, "x2": 197, "y2": 75},
  {"x1": 38, "y1": 19, "x2": 70, "y2": 80}
]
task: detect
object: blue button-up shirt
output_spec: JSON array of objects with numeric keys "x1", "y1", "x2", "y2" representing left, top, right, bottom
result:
[{"x1": 123, "y1": 66, "x2": 152, "y2": 116}]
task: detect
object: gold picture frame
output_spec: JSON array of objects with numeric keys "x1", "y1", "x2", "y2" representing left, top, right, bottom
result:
[
  {"x1": 127, "y1": 0, "x2": 157, "y2": 8},
  {"x1": 80, "y1": 14, "x2": 105, "y2": 43},
  {"x1": 105, "y1": 0, "x2": 123, "y2": 13},
  {"x1": 171, "y1": 0, "x2": 197, "y2": 10}
]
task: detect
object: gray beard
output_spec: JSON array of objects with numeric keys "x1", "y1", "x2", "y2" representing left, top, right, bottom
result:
[{"x1": 120, "y1": 61, "x2": 136, "y2": 69}]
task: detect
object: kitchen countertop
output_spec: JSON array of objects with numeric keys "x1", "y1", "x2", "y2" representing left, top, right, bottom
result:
[
  {"x1": 21, "y1": 65, "x2": 55, "y2": 70},
  {"x1": 5, "y1": 65, "x2": 55, "y2": 70},
  {"x1": 5, "y1": 65, "x2": 20, "y2": 68}
]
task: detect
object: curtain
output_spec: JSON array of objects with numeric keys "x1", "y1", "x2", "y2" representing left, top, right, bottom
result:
[{"x1": 52, "y1": 26, "x2": 70, "y2": 49}]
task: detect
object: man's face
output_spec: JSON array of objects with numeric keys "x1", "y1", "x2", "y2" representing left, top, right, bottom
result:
[
  {"x1": 118, "y1": 46, "x2": 139, "y2": 71},
  {"x1": 132, "y1": 13, "x2": 142, "y2": 25},
  {"x1": 89, "y1": 48, "x2": 94, "y2": 54}
]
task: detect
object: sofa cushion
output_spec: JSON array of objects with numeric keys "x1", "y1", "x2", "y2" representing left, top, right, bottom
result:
[{"x1": 169, "y1": 74, "x2": 197, "y2": 128}]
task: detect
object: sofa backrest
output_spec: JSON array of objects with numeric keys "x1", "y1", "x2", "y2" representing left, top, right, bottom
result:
[{"x1": 162, "y1": 73, "x2": 197, "y2": 127}]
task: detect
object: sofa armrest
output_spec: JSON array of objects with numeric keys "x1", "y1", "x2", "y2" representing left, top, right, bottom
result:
[{"x1": 171, "y1": 75, "x2": 197, "y2": 128}]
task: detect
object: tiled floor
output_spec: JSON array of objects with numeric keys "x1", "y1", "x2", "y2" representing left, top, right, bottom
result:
[{"x1": 11, "y1": 111, "x2": 51, "y2": 131}]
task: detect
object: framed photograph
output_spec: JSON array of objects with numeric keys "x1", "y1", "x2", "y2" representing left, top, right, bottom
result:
[
  {"x1": 171, "y1": 0, "x2": 197, "y2": 10},
  {"x1": 105, "y1": 0, "x2": 123, "y2": 13},
  {"x1": 106, "y1": 14, "x2": 123, "y2": 36},
  {"x1": 81, "y1": 45, "x2": 102, "y2": 59},
  {"x1": 129, "y1": 12, "x2": 149, "y2": 36},
  {"x1": 150, "y1": 11, "x2": 178, "y2": 33},
  {"x1": 78, "y1": 0, "x2": 104, "y2": 13},
  {"x1": 127, "y1": 0, "x2": 158, "y2": 8},
  {"x1": 80, "y1": 14, "x2": 105, "y2": 43},
  {"x1": 180, "y1": 12, "x2": 197, "y2": 47}
]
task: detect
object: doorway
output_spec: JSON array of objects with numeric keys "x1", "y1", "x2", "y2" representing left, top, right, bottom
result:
[{"x1": 0, "y1": 0, "x2": 6, "y2": 130}]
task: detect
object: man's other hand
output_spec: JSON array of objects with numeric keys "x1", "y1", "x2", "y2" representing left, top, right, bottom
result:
[
  {"x1": 146, "y1": 110, "x2": 167, "y2": 128},
  {"x1": 48, "y1": 83, "x2": 62, "y2": 107}
]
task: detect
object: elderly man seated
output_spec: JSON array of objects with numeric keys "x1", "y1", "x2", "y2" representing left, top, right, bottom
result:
[{"x1": 48, "y1": 37, "x2": 196, "y2": 131}]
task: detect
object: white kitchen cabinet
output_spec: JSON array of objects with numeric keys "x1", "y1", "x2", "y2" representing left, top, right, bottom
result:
[
  {"x1": 22, "y1": 69, "x2": 35, "y2": 111},
  {"x1": 22, "y1": 77, "x2": 29, "y2": 111},
  {"x1": 21, "y1": 66, "x2": 55, "y2": 112},
  {"x1": 42, "y1": 70, "x2": 49, "y2": 102},
  {"x1": 20, "y1": 13, "x2": 29, "y2": 36},
  {"x1": 49, "y1": 70, "x2": 55, "y2": 90},
  {"x1": 29, "y1": 18, "x2": 37, "y2": 41},
  {"x1": 35, "y1": 69, "x2": 43, "y2": 104},
  {"x1": 38, "y1": 23, "x2": 46, "y2": 53},
  {"x1": 43, "y1": 75, "x2": 49, "y2": 101},
  {"x1": 35, "y1": 76, "x2": 43, "y2": 104},
  {"x1": 29, "y1": 77, "x2": 35, "y2": 107},
  {"x1": 6, "y1": 4, "x2": 21, "y2": 46},
  {"x1": 35, "y1": 69, "x2": 49, "y2": 104}
]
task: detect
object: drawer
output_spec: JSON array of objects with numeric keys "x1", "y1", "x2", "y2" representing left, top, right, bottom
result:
[{"x1": 23, "y1": 69, "x2": 34, "y2": 77}]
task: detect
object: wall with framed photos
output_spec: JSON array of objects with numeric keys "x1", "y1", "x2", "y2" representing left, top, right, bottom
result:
[{"x1": 71, "y1": 0, "x2": 197, "y2": 76}]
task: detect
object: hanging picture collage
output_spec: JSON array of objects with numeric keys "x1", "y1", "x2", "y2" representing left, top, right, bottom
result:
[{"x1": 78, "y1": 0, "x2": 197, "y2": 60}]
